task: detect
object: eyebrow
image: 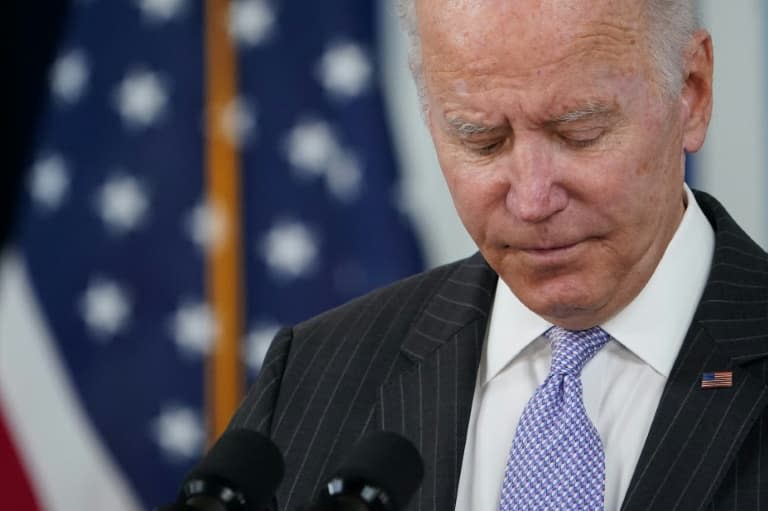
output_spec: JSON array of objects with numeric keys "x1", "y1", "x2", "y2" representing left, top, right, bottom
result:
[
  {"x1": 445, "y1": 117, "x2": 501, "y2": 137},
  {"x1": 548, "y1": 103, "x2": 616, "y2": 125},
  {"x1": 444, "y1": 102, "x2": 617, "y2": 136}
]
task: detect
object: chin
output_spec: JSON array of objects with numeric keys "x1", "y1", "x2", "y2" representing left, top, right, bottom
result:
[
  {"x1": 512, "y1": 280, "x2": 608, "y2": 329},
  {"x1": 538, "y1": 303, "x2": 604, "y2": 330}
]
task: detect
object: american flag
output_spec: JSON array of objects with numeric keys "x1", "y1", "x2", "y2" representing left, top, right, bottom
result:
[
  {"x1": 0, "y1": 1, "x2": 423, "y2": 509},
  {"x1": 701, "y1": 371, "x2": 733, "y2": 389}
]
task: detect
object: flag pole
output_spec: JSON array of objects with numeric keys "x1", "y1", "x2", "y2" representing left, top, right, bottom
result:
[{"x1": 204, "y1": 0, "x2": 244, "y2": 443}]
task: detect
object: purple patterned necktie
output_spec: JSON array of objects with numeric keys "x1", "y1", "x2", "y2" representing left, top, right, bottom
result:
[{"x1": 498, "y1": 326, "x2": 610, "y2": 511}]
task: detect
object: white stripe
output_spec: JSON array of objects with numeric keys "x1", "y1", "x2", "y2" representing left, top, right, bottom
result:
[
  {"x1": 0, "y1": 249, "x2": 142, "y2": 511},
  {"x1": 376, "y1": 0, "x2": 476, "y2": 267}
]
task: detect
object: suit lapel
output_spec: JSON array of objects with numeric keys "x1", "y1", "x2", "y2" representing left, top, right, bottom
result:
[
  {"x1": 377, "y1": 253, "x2": 497, "y2": 511},
  {"x1": 622, "y1": 191, "x2": 768, "y2": 511},
  {"x1": 378, "y1": 192, "x2": 768, "y2": 511}
]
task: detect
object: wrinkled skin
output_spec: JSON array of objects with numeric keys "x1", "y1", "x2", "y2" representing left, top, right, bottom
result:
[{"x1": 418, "y1": 0, "x2": 713, "y2": 329}]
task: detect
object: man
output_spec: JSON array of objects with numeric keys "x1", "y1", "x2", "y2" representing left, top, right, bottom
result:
[{"x1": 229, "y1": 0, "x2": 768, "y2": 509}]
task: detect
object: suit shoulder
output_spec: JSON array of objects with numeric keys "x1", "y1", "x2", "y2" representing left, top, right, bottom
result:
[{"x1": 694, "y1": 190, "x2": 768, "y2": 274}]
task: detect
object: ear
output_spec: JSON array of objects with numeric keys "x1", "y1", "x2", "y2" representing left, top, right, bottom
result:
[{"x1": 680, "y1": 29, "x2": 714, "y2": 153}]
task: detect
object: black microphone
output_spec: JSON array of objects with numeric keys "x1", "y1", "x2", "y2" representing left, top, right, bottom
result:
[
  {"x1": 170, "y1": 428, "x2": 284, "y2": 511},
  {"x1": 299, "y1": 431, "x2": 424, "y2": 511}
]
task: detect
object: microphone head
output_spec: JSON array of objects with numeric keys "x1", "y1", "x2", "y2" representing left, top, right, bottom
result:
[
  {"x1": 180, "y1": 428, "x2": 284, "y2": 511},
  {"x1": 331, "y1": 431, "x2": 424, "y2": 511}
]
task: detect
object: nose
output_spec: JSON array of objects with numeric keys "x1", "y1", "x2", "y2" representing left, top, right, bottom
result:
[{"x1": 505, "y1": 139, "x2": 567, "y2": 223}]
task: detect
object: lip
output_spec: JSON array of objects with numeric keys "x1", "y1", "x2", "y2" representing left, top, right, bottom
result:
[
  {"x1": 514, "y1": 239, "x2": 589, "y2": 262},
  {"x1": 524, "y1": 243, "x2": 578, "y2": 253}
]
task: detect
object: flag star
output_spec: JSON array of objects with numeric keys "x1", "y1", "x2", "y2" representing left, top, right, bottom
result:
[
  {"x1": 317, "y1": 41, "x2": 372, "y2": 100},
  {"x1": 169, "y1": 301, "x2": 218, "y2": 358},
  {"x1": 29, "y1": 153, "x2": 71, "y2": 211},
  {"x1": 136, "y1": 0, "x2": 187, "y2": 23},
  {"x1": 150, "y1": 405, "x2": 205, "y2": 462},
  {"x1": 185, "y1": 201, "x2": 227, "y2": 251},
  {"x1": 50, "y1": 49, "x2": 90, "y2": 105},
  {"x1": 259, "y1": 221, "x2": 319, "y2": 280},
  {"x1": 326, "y1": 150, "x2": 363, "y2": 202},
  {"x1": 95, "y1": 174, "x2": 149, "y2": 235},
  {"x1": 112, "y1": 68, "x2": 168, "y2": 129},
  {"x1": 245, "y1": 322, "x2": 280, "y2": 372},
  {"x1": 219, "y1": 96, "x2": 258, "y2": 147},
  {"x1": 229, "y1": 0, "x2": 276, "y2": 48},
  {"x1": 284, "y1": 119, "x2": 338, "y2": 177},
  {"x1": 79, "y1": 278, "x2": 131, "y2": 340}
]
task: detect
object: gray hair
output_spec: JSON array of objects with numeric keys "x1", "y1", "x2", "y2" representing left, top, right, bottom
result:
[
  {"x1": 396, "y1": 0, "x2": 701, "y2": 105},
  {"x1": 645, "y1": 0, "x2": 701, "y2": 97},
  {"x1": 395, "y1": 0, "x2": 426, "y2": 109}
]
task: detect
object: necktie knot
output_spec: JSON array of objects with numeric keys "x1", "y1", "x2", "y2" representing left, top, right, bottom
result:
[
  {"x1": 546, "y1": 325, "x2": 610, "y2": 376},
  {"x1": 499, "y1": 324, "x2": 610, "y2": 510}
]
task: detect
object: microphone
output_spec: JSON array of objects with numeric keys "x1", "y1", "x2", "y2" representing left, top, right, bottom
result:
[
  {"x1": 299, "y1": 431, "x2": 424, "y2": 511},
  {"x1": 169, "y1": 428, "x2": 285, "y2": 511}
]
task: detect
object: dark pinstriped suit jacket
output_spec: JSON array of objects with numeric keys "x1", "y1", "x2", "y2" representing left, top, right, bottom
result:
[{"x1": 230, "y1": 190, "x2": 768, "y2": 510}]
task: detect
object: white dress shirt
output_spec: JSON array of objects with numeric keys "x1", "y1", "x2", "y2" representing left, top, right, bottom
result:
[{"x1": 454, "y1": 185, "x2": 715, "y2": 511}]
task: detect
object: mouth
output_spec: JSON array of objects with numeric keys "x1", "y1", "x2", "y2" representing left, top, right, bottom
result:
[
  {"x1": 512, "y1": 238, "x2": 591, "y2": 263},
  {"x1": 523, "y1": 242, "x2": 580, "y2": 253}
]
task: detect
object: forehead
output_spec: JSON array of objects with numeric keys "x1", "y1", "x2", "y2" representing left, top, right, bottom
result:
[{"x1": 417, "y1": 0, "x2": 649, "y2": 90}]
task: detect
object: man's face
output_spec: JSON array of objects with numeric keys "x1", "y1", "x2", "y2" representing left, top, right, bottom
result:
[{"x1": 418, "y1": 0, "x2": 711, "y2": 329}]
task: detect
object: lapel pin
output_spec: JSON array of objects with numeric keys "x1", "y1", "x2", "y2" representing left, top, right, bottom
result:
[{"x1": 701, "y1": 371, "x2": 733, "y2": 389}]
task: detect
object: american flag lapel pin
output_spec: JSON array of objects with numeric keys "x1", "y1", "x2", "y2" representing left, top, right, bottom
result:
[{"x1": 701, "y1": 371, "x2": 733, "y2": 389}]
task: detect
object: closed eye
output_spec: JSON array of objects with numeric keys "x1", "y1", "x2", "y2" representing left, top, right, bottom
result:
[
  {"x1": 557, "y1": 129, "x2": 605, "y2": 149},
  {"x1": 466, "y1": 139, "x2": 506, "y2": 155}
]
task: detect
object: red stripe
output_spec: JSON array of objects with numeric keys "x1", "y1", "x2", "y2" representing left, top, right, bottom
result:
[{"x1": 0, "y1": 402, "x2": 42, "y2": 510}]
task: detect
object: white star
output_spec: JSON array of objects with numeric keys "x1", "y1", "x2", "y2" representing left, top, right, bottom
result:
[
  {"x1": 150, "y1": 405, "x2": 205, "y2": 462},
  {"x1": 29, "y1": 153, "x2": 71, "y2": 211},
  {"x1": 284, "y1": 119, "x2": 339, "y2": 177},
  {"x1": 136, "y1": 0, "x2": 187, "y2": 23},
  {"x1": 185, "y1": 201, "x2": 226, "y2": 251},
  {"x1": 229, "y1": 0, "x2": 276, "y2": 48},
  {"x1": 79, "y1": 277, "x2": 131, "y2": 340},
  {"x1": 283, "y1": 119, "x2": 365, "y2": 201},
  {"x1": 112, "y1": 68, "x2": 168, "y2": 129},
  {"x1": 326, "y1": 150, "x2": 363, "y2": 202},
  {"x1": 95, "y1": 174, "x2": 149, "y2": 235},
  {"x1": 317, "y1": 41, "x2": 372, "y2": 100},
  {"x1": 259, "y1": 221, "x2": 319, "y2": 280},
  {"x1": 245, "y1": 322, "x2": 280, "y2": 372},
  {"x1": 169, "y1": 301, "x2": 218, "y2": 358},
  {"x1": 50, "y1": 49, "x2": 90, "y2": 105},
  {"x1": 219, "y1": 96, "x2": 257, "y2": 147}
]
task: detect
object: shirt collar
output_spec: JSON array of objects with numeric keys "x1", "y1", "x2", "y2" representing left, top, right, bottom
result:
[{"x1": 482, "y1": 184, "x2": 714, "y2": 384}]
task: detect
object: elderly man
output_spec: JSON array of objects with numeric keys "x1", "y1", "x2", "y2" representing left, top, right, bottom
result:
[{"x1": 229, "y1": 0, "x2": 768, "y2": 509}]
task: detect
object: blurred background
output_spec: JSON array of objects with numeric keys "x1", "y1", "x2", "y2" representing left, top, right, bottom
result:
[{"x1": 1, "y1": 1, "x2": 765, "y2": 509}]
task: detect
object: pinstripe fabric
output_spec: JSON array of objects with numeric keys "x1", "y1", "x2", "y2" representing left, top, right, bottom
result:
[
  {"x1": 229, "y1": 253, "x2": 496, "y2": 510},
  {"x1": 230, "y1": 190, "x2": 768, "y2": 511},
  {"x1": 621, "y1": 191, "x2": 768, "y2": 511}
]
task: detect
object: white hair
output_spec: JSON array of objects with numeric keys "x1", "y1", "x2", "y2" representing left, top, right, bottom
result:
[
  {"x1": 396, "y1": 0, "x2": 701, "y2": 104},
  {"x1": 645, "y1": 0, "x2": 701, "y2": 97}
]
